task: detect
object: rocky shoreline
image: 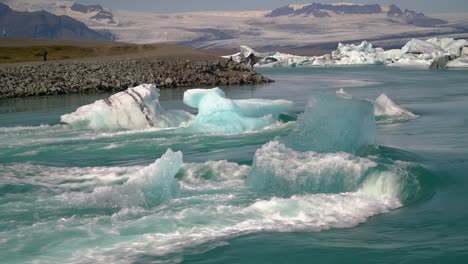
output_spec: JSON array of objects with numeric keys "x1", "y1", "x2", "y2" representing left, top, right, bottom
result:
[{"x1": 0, "y1": 58, "x2": 272, "y2": 99}]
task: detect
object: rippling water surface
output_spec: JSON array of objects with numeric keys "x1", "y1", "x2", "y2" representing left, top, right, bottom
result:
[{"x1": 1, "y1": 66, "x2": 467, "y2": 263}]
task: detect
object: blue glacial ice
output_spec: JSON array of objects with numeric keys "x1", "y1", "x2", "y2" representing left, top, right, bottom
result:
[
  {"x1": 61, "y1": 85, "x2": 293, "y2": 133},
  {"x1": 84, "y1": 149, "x2": 183, "y2": 208},
  {"x1": 247, "y1": 95, "x2": 423, "y2": 206},
  {"x1": 282, "y1": 94, "x2": 376, "y2": 154},
  {"x1": 183, "y1": 87, "x2": 294, "y2": 133},
  {"x1": 61, "y1": 84, "x2": 193, "y2": 130}
]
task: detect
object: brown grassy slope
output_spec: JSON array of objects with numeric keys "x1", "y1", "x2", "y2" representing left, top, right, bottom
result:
[{"x1": 0, "y1": 38, "x2": 222, "y2": 64}]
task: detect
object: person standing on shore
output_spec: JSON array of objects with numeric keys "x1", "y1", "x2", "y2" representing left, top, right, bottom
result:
[
  {"x1": 2, "y1": 30, "x2": 6, "y2": 37},
  {"x1": 43, "y1": 49, "x2": 48, "y2": 62}
]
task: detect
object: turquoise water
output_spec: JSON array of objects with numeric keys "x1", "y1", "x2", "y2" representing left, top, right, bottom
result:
[{"x1": 1, "y1": 66, "x2": 468, "y2": 263}]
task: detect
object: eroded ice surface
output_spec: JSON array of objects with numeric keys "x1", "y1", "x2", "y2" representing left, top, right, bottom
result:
[
  {"x1": 183, "y1": 88, "x2": 294, "y2": 133},
  {"x1": 61, "y1": 84, "x2": 193, "y2": 130}
]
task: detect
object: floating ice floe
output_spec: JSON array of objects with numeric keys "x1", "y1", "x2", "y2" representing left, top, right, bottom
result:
[
  {"x1": 62, "y1": 85, "x2": 293, "y2": 133},
  {"x1": 61, "y1": 84, "x2": 193, "y2": 130},
  {"x1": 183, "y1": 87, "x2": 294, "y2": 133},
  {"x1": 334, "y1": 89, "x2": 419, "y2": 123},
  {"x1": 373, "y1": 94, "x2": 419, "y2": 123},
  {"x1": 225, "y1": 37, "x2": 468, "y2": 69}
]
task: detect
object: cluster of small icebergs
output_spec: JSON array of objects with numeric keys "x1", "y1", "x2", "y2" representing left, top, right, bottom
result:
[
  {"x1": 225, "y1": 38, "x2": 468, "y2": 69},
  {"x1": 61, "y1": 84, "x2": 417, "y2": 132}
]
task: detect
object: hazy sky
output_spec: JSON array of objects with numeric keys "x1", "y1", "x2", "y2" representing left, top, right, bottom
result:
[{"x1": 78, "y1": 0, "x2": 468, "y2": 13}]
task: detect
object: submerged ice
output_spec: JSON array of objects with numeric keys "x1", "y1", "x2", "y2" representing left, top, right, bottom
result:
[
  {"x1": 226, "y1": 37, "x2": 468, "y2": 69},
  {"x1": 247, "y1": 95, "x2": 423, "y2": 205},
  {"x1": 283, "y1": 94, "x2": 376, "y2": 154}
]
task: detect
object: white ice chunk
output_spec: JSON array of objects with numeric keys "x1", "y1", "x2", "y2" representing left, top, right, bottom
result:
[
  {"x1": 224, "y1": 38, "x2": 468, "y2": 69},
  {"x1": 61, "y1": 84, "x2": 193, "y2": 130},
  {"x1": 373, "y1": 94, "x2": 418, "y2": 123},
  {"x1": 427, "y1": 37, "x2": 468, "y2": 57},
  {"x1": 401, "y1": 38, "x2": 445, "y2": 57},
  {"x1": 183, "y1": 88, "x2": 293, "y2": 133},
  {"x1": 335, "y1": 88, "x2": 352, "y2": 99},
  {"x1": 447, "y1": 56, "x2": 468, "y2": 68}
]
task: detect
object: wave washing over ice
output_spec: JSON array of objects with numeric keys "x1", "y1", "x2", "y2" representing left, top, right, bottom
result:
[
  {"x1": 70, "y1": 149, "x2": 183, "y2": 208},
  {"x1": 61, "y1": 85, "x2": 293, "y2": 133},
  {"x1": 0, "y1": 92, "x2": 435, "y2": 263},
  {"x1": 248, "y1": 94, "x2": 425, "y2": 208},
  {"x1": 226, "y1": 37, "x2": 468, "y2": 69}
]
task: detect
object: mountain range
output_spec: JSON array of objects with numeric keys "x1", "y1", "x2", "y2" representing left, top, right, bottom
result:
[
  {"x1": 0, "y1": 2, "x2": 106, "y2": 40},
  {"x1": 266, "y1": 3, "x2": 446, "y2": 27},
  {"x1": 1, "y1": 1, "x2": 468, "y2": 52}
]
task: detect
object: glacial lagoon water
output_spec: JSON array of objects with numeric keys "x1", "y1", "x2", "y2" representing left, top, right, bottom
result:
[{"x1": 1, "y1": 66, "x2": 468, "y2": 263}]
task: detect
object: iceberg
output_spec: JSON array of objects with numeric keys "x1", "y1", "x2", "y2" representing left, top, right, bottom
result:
[
  {"x1": 225, "y1": 37, "x2": 468, "y2": 69},
  {"x1": 373, "y1": 94, "x2": 418, "y2": 123},
  {"x1": 447, "y1": 56, "x2": 468, "y2": 68},
  {"x1": 426, "y1": 38, "x2": 468, "y2": 57},
  {"x1": 282, "y1": 94, "x2": 376, "y2": 154},
  {"x1": 332, "y1": 41, "x2": 384, "y2": 65},
  {"x1": 400, "y1": 38, "x2": 445, "y2": 57},
  {"x1": 335, "y1": 88, "x2": 352, "y2": 99},
  {"x1": 61, "y1": 84, "x2": 193, "y2": 130},
  {"x1": 183, "y1": 88, "x2": 294, "y2": 133},
  {"x1": 85, "y1": 149, "x2": 183, "y2": 208}
]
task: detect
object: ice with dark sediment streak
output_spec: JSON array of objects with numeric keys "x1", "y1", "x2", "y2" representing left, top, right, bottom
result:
[
  {"x1": 373, "y1": 93, "x2": 419, "y2": 123},
  {"x1": 61, "y1": 85, "x2": 293, "y2": 133},
  {"x1": 61, "y1": 84, "x2": 193, "y2": 130},
  {"x1": 282, "y1": 94, "x2": 376, "y2": 154},
  {"x1": 183, "y1": 87, "x2": 294, "y2": 133}
]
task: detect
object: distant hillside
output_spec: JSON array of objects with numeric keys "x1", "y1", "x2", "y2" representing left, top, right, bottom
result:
[
  {"x1": 0, "y1": 2, "x2": 108, "y2": 40},
  {"x1": 266, "y1": 3, "x2": 447, "y2": 27},
  {"x1": 70, "y1": 3, "x2": 116, "y2": 24}
]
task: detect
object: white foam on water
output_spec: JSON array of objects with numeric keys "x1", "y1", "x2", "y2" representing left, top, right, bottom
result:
[
  {"x1": 178, "y1": 160, "x2": 250, "y2": 190},
  {"x1": 67, "y1": 149, "x2": 183, "y2": 208},
  {"x1": 56, "y1": 190, "x2": 400, "y2": 264},
  {"x1": 247, "y1": 140, "x2": 377, "y2": 195},
  {"x1": 0, "y1": 163, "x2": 140, "y2": 192}
]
